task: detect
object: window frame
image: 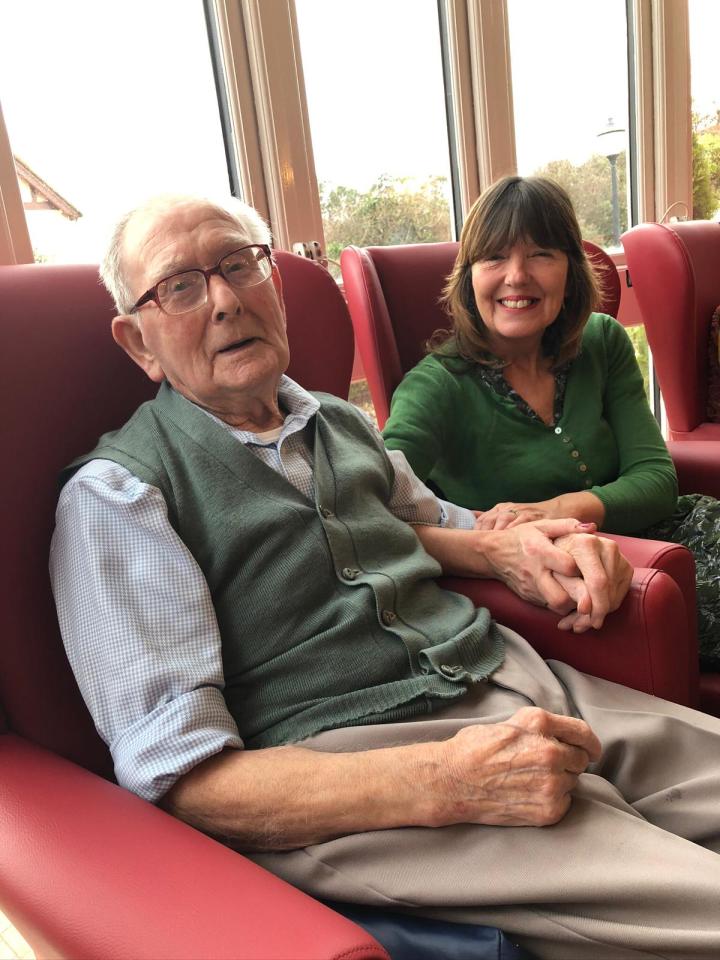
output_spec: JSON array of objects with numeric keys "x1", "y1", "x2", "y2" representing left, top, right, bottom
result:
[
  {"x1": 0, "y1": 0, "x2": 695, "y2": 265},
  {"x1": 0, "y1": 103, "x2": 32, "y2": 265}
]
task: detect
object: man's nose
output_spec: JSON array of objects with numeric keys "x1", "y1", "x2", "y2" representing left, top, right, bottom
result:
[{"x1": 208, "y1": 273, "x2": 242, "y2": 321}]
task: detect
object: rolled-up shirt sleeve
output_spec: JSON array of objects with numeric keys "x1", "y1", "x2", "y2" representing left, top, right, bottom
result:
[{"x1": 50, "y1": 460, "x2": 243, "y2": 803}]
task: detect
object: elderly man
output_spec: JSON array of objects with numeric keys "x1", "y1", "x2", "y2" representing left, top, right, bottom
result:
[{"x1": 51, "y1": 194, "x2": 720, "y2": 960}]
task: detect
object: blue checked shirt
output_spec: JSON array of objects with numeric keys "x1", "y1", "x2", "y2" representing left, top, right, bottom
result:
[{"x1": 50, "y1": 377, "x2": 475, "y2": 802}]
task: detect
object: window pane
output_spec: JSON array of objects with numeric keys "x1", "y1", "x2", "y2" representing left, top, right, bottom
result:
[
  {"x1": 295, "y1": 0, "x2": 455, "y2": 272},
  {"x1": 689, "y1": 0, "x2": 720, "y2": 220},
  {"x1": 0, "y1": 0, "x2": 231, "y2": 264},
  {"x1": 508, "y1": 0, "x2": 631, "y2": 251}
]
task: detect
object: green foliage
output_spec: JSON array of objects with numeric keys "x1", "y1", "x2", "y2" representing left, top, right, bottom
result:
[
  {"x1": 626, "y1": 324, "x2": 650, "y2": 400},
  {"x1": 320, "y1": 175, "x2": 452, "y2": 262},
  {"x1": 692, "y1": 131, "x2": 716, "y2": 219},
  {"x1": 693, "y1": 112, "x2": 720, "y2": 219},
  {"x1": 533, "y1": 153, "x2": 628, "y2": 248}
]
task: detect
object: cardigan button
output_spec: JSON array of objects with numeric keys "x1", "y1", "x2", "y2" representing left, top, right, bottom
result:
[
  {"x1": 554, "y1": 426, "x2": 562, "y2": 435},
  {"x1": 440, "y1": 664, "x2": 462, "y2": 677},
  {"x1": 381, "y1": 609, "x2": 397, "y2": 626},
  {"x1": 341, "y1": 567, "x2": 360, "y2": 580},
  {"x1": 571, "y1": 450, "x2": 580, "y2": 459},
  {"x1": 579, "y1": 464, "x2": 588, "y2": 473}
]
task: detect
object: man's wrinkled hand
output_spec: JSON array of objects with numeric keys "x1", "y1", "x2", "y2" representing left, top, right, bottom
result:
[
  {"x1": 482, "y1": 518, "x2": 599, "y2": 613},
  {"x1": 433, "y1": 707, "x2": 602, "y2": 827},
  {"x1": 552, "y1": 533, "x2": 633, "y2": 631}
]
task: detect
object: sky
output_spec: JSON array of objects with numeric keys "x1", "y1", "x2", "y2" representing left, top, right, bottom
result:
[
  {"x1": 0, "y1": 0, "x2": 230, "y2": 258},
  {"x1": 1, "y1": 0, "x2": 718, "y2": 260}
]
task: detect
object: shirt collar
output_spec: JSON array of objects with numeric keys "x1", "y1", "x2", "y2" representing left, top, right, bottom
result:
[{"x1": 184, "y1": 375, "x2": 320, "y2": 446}]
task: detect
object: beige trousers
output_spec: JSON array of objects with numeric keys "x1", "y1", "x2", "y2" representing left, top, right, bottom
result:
[{"x1": 252, "y1": 628, "x2": 720, "y2": 960}]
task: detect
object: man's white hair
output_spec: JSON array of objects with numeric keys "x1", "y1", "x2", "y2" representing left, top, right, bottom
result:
[{"x1": 100, "y1": 193, "x2": 272, "y2": 315}]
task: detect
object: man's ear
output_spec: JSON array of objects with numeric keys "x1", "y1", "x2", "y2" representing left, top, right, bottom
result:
[
  {"x1": 271, "y1": 262, "x2": 284, "y2": 304},
  {"x1": 111, "y1": 315, "x2": 165, "y2": 383}
]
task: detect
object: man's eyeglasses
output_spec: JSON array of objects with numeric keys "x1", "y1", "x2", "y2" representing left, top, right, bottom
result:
[{"x1": 129, "y1": 244, "x2": 273, "y2": 317}]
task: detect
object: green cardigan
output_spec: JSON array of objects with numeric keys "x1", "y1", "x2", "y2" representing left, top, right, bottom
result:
[{"x1": 383, "y1": 313, "x2": 678, "y2": 535}]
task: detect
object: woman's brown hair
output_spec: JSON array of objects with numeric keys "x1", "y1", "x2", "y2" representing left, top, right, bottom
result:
[{"x1": 436, "y1": 176, "x2": 601, "y2": 370}]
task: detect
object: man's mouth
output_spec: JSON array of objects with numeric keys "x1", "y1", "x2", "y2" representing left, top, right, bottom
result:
[
  {"x1": 217, "y1": 337, "x2": 258, "y2": 354},
  {"x1": 498, "y1": 297, "x2": 539, "y2": 310}
]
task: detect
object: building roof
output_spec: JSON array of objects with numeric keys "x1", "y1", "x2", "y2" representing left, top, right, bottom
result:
[{"x1": 14, "y1": 155, "x2": 82, "y2": 220}]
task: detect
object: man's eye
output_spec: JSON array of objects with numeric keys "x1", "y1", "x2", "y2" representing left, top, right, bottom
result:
[{"x1": 225, "y1": 260, "x2": 249, "y2": 274}]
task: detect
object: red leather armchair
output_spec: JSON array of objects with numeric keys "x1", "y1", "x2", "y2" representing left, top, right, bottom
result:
[
  {"x1": 621, "y1": 220, "x2": 720, "y2": 442},
  {"x1": 340, "y1": 240, "x2": 720, "y2": 713},
  {"x1": 0, "y1": 257, "x2": 696, "y2": 958}
]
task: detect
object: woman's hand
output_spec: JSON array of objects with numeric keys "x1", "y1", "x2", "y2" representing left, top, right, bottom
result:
[
  {"x1": 474, "y1": 501, "x2": 556, "y2": 530},
  {"x1": 474, "y1": 492, "x2": 606, "y2": 531}
]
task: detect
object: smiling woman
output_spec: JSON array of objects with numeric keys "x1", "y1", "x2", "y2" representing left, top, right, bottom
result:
[
  {"x1": 470, "y1": 243, "x2": 568, "y2": 360},
  {"x1": 381, "y1": 175, "x2": 654, "y2": 532},
  {"x1": 383, "y1": 174, "x2": 720, "y2": 667}
]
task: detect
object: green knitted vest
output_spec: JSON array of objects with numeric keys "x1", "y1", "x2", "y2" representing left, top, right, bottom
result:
[{"x1": 64, "y1": 383, "x2": 505, "y2": 748}]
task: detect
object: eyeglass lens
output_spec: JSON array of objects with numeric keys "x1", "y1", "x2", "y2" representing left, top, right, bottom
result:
[{"x1": 156, "y1": 246, "x2": 271, "y2": 315}]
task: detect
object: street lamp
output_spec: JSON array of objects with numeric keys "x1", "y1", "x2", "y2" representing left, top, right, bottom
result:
[{"x1": 597, "y1": 118, "x2": 625, "y2": 246}]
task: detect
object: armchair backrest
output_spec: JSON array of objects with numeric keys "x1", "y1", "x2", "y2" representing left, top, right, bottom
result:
[
  {"x1": 0, "y1": 253, "x2": 353, "y2": 776},
  {"x1": 341, "y1": 240, "x2": 621, "y2": 428},
  {"x1": 621, "y1": 220, "x2": 720, "y2": 440}
]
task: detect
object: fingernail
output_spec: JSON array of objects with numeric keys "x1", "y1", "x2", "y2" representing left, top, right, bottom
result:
[{"x1": 577, "y1": 523, "x2": 595, "y2": 530}]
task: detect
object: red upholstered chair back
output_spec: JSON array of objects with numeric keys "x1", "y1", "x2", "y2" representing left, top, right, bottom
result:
[
  {"x1": 621, "y1": 220, "x2": 720, "y2": 440},
  {"x1": 0, "y1": 253, "x2": 353, "y2": 777},
  {"x1": 341, "y1": 240, "x2": 621, "y2": 428}
]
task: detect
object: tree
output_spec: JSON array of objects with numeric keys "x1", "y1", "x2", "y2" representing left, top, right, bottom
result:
[
  {"x1": 320, "y1": 175, "x2": 452, "y2": 262},
  {"x1": 692, "y1": 130, "x2": 716, "y2": 219},
  {"x1": 533, "y1": 154, "x2": 628, "y2": 247},
  {"x1": 693, "y1": 111, "x2": 720, "y2": 219}
]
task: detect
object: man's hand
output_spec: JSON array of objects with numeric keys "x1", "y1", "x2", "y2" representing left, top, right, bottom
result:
[
  {"x1": 434, "y1": 706, "x2": 602, "y2": 827},
  {"x1": 162, "y1": 707, "x2": 601, "y2": 848},
  {"x1": 413, "y1": 518, "x2": 632, "y2": 631},
  {"x1": 480, "y1": 518, "x2": 600, "y2": 613},
  {"x1": 552, "y1": 533, "x2": 633, "y2": 632}
]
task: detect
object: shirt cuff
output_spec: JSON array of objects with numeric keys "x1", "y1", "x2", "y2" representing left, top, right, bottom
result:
[
  {"x1": 439, "y1": 499, "x2": 477, "y2": 529},
  {"x1": 111, "y1": 686, "x2": 243, "y2": 803}
]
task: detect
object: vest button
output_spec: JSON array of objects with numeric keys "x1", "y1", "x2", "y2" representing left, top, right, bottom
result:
[
  {"x1": 554, "y1": 426, "x2": 562, "y2": 435},
  {"x1": 381, "y1": 609, "x2": 397, "y2": 626},
  {"x1": 571, "y1": 450, "x2": 580, "y2": 459},
  {"x1": 319, "y1": 506, "x2": 334, "y2": 519},
  {"x1": 579, "y1": 464, "x2": 588, "y2": 473},
  {"x1": 341, "y1": 567, "x2": 359, "y2": 580},
  {"x1": 440, "y1": 664, "x2": 462, "y2": 677}
]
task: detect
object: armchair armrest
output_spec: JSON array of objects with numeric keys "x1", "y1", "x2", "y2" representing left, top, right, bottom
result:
[
  {"x1": 440, "y1": 567, "x2": 695, "y2": 708},
  {"x1": 668, "y1": 440, "x2": 720, "y2": 499},
  {"x1": 0, "y1": 735, "x2": 388, "y2": 960}
]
